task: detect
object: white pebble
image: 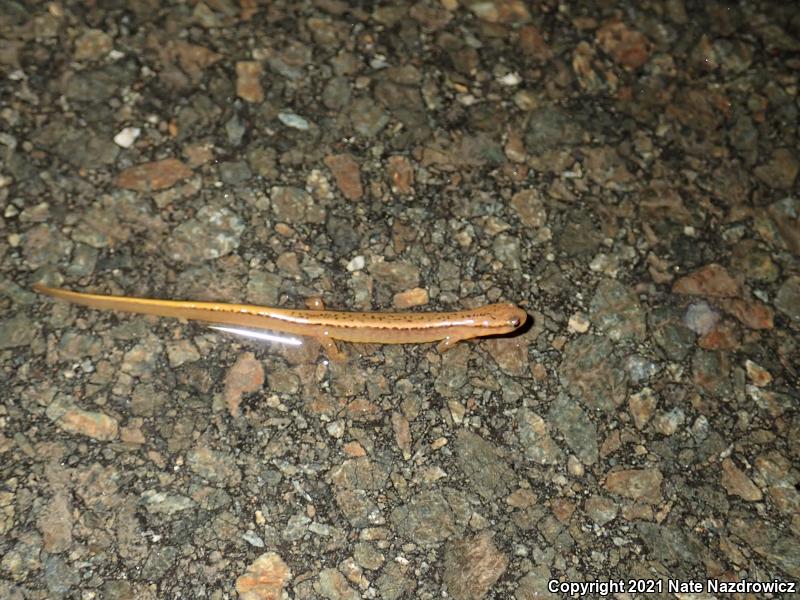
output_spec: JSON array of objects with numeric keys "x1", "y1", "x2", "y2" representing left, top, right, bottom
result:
[
  {"x1": 278, "y1": 112, "x2": 310, "y2": 130},
  {"x1": 347, "y1": 256, "x2": 365, "y2": 271},
  {"x1": 113, "y1": 127, "x2": 141, "y2": 148},
  {"x1": 568, "y1": 312, "x2": 590, "y2": 333},
  {"x1": 498, "y1": 72, "x2": 522, "y2": 86},
  {"x1": 326, "y1": 420, "x2": 345, "y2": 438}
]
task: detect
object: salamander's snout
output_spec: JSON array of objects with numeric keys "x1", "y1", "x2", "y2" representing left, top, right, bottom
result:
[
  {"x1": 487, "y1": 303, "x2": 527, "y2": 333},
  {"x1": 506, "y1": 307, "x2": 527, "y2": 330}
]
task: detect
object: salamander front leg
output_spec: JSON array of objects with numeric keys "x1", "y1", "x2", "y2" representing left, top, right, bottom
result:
[
  {"x1": 436, "y1": 335, "x2": 469, "y2": 353},
  {"x1": 305, "y1": 298, "x2": 346, "y2": 360}
]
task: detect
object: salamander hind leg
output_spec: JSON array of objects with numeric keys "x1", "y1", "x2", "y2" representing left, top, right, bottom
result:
[
  {"x1": 305, "y1": 296, "x2": 325, "y2": 310},
  {"x1": 317, "y1": 336, "x2": 346, "y2": 362}
]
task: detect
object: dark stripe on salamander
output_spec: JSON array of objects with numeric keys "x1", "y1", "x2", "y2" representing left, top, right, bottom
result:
[{"x1": 191, "y1": 304, "x2": 502, "y2": 331}]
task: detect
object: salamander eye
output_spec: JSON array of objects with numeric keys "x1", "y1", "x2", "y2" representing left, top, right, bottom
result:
[{"x1": 509, "y1": 317, "x2": 520, "y2": 328}]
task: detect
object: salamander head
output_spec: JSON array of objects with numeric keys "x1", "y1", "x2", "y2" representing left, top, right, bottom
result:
[{"x1": 480, "y1": 303, "x2": 527, "y2": 334}]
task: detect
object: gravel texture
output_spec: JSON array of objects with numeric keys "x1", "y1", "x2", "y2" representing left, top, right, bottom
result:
[{"x1": 1, "y1": 1, "x2": 799, "y2": 598}]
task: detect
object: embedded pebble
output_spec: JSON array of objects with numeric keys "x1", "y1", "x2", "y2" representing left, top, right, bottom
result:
[
  {"x1": 745, "y1": 359, "x2": 772, "y2": 387},
  {"x1": 673, "y1": 263, "x2": 741, "y2": 297},
  {"x1": 236, "y1": 552, "x2": 291, "y2": 600},
  {"x1": 113, "y1": 126, "x2": 141, "y2": 148},
  {"x1": 236, "y1": 61, "x2": 264, "y2": 103},
  {"x1": 684, "y1": 301, "x2": 720, "y2": 334},
  {"x1": 775, "y1": 276, "x2": 800, "y2": 322},
  {"x1": 223, "y1": 352, "x2": 265, "y2": 417},
  {"x1": 393, "y1": 287, "x2": 428, "y2": 308},
  {"x1": 721, "y1": 458, "x2": 763, "y2": 502},
  {"x1": 57, "y1": 408, "x2": 119, "y2": 441},
  {"x1": 346, "y1": 255, "x2": 365, "y2": 272},
  {"x1": 115, "y1": 158, "x2": 193, "y2": 191},
  {"x1": 628, "y1": 388, "x2": 657, "y2": 429},
  {"x1": 167, "y1": 206, "x2": 245, "y2": 262},
  {"x1": 324, "y1": 153, "x2": 363, "y2": 200},
  {"x1": 567, "y1": 312, "x2": 590, "y2": 333},
  {"x1": 604, "y1": 468, "x2": 663, "y2": 504},
  {"x1": 0, "y1": 315, "x2": 37, "y2": 349},
  {"x1": 278, "y1": 112, "x2": 311, "y2": 130},
  {"x1": 443, "y1": 532, "x2": 508, "y2": 600}
]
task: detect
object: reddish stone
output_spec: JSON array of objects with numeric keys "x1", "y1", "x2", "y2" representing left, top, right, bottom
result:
[
  {"x1": 673, "y1": 263, "x2": 740, "y2": 297},
  {"x1": 721, "y1": 458, "x2": 762, "y2": 502},
  {"x1": 698, "y1": 320, "x2": 740, "y2": 350},
  {"x1": 506, "y1": 488, "x2": 537, "y2": 508},
  {"x1": 58, "y1": 409, "x2": 119, "y2": 441},
  {"x1": 174, "y1": 41, "x2": 221, "y2": 81},
  {"x1": 719, "y1": 298, "x2": 774, "y2": 330},
  {"x1": 392, "y1": 411, "x2": 411, "y2": 459},
  {"x1": 324, "y1": 153, "x2": 363, "y2": 200},
  {"x1": 346, "y1": 398, "x2": 381, "y2": 422},
  {"x1": 443, "y1": 533, "x2": 508, "y2": 600},
  {"x1": 604, "y1": 468, "x2": 663, "y2": 504},
  {"x1": 393, "y1": 287, "x2": 428, "y2": 308},
  {"x1": 518, "y1": 24, "x2": 552, "y2": 62},
  {"x1": 115, "y1": 159, "x2": 193, "y2": 191},
  {"x1": 343, "y1": 441, "x2": 366, "y2": 457},
  {"x1": 745, "y1": 360, "x2": 772, "y2": 387},
  {"x1": 485, "y1": 336, "x2": 529, "y2": 377},
  {"x1": 551, "y1": 498, "x2": 576, "y2": 523},
  {"x1": 236, "y1": 61, "x2": 264, "y2": 103},
  {"x1": 387, "y1": 155, "x2": 414, "y2": 194},
  {"x1": 596, "y1": 20, "x2": 650, "y2": 69},
  {"x1": 224, "y1": 352, "x2": 265, "y2": 417},
  {"x1": 236, "y1": 552, "x2": 291, "y2": 600}
]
